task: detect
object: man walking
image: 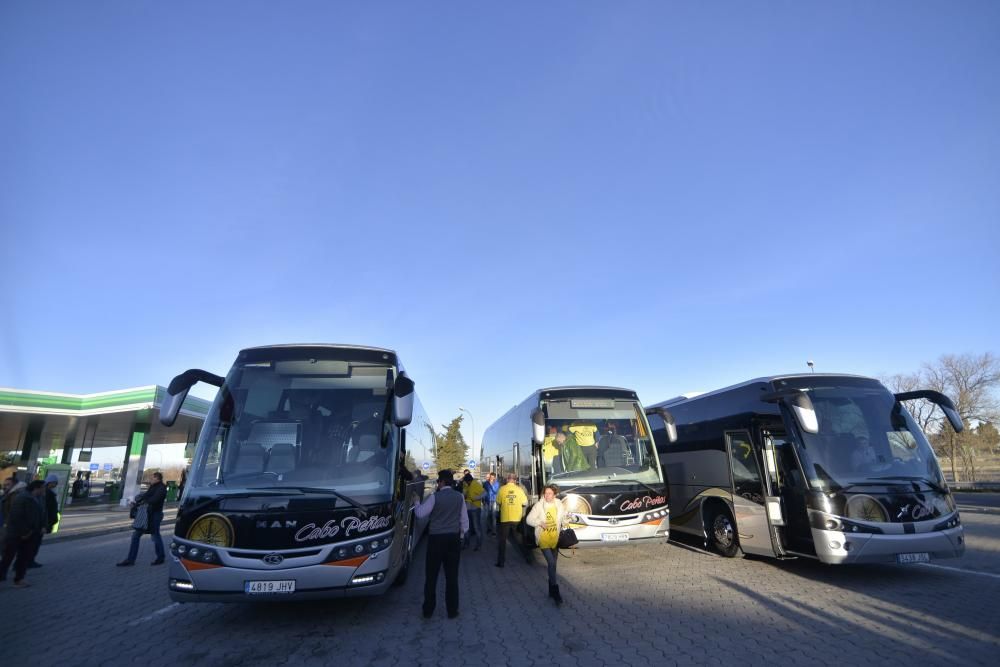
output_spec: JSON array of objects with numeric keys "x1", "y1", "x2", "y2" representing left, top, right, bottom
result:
[
  {"x1": 462, "y1": 471, "x2": 485, "y2": 551},
  {"x1": 29, "y1": 473, "x2": 60, "y2": 567},
  {"x1": 116, "y1": 472, "x2": 167, "y2": 567},
  {"x1": 482, "y1": 472, "x2": 499, "y2": 536},
  {"x1": 414, "y1": 469, "x2": 468, "y2": 619},
  {"x1": 495, "y1": 473, "x2": 528, "y2": 568},
  {"x1": 0, "y1": 480, "x2": 46, "y2": 587}
]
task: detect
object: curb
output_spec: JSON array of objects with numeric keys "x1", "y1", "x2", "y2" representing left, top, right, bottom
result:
[{"x1": 48, "y1": 513, "x2": 178, "y2": 544}]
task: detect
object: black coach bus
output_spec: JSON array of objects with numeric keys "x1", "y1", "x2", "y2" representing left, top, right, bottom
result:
[
  {"x1": 646, "y1": 374, "x2": 965, "y2": 565},
  {"x1": 159, "y1": 344, "x2": 433, "y2": 601},
  {"x1": 481, "y1": 386, "x2": 669, "y2": 549}
]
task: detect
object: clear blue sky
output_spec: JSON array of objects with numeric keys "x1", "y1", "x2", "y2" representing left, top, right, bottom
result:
[{"x1": 2, "y1": 2, "x2": 998, "y2": 453}]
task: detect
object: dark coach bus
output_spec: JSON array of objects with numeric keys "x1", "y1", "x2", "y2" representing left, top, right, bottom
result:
[
  {"x1": 481, "y1": 386, "x2": 669, "y2": 549},
  {"x1": 646, "y1": 374, "x2": 965, "y2": 565},
  {"x1": 158, "y1": 344, "x2": 433, "y2": 601}
]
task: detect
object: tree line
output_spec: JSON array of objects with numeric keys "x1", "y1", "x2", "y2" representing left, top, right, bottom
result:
[{"x1": 885, "y1": 352, "x2": 1000, "y2": 484}]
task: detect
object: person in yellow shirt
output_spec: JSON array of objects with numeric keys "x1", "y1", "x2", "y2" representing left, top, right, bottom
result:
[
  {"x1": 462, "y1": 472, "x2": 485, "y2": 551},
  {"x1": 569, "y1": 423, "x2": 599, "y2": 469},
  {"x1": 526, "y1": 484, "x2": 566, "y2": 605},
  {"x1": 495, "y1": 473, "x2": 527, "y2": 568},
  {"x1": 541, "y1": 426, "x2": 562, "y2": 475}
]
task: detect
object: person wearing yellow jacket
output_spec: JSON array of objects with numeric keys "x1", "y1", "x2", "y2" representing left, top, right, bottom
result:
[
  {"x1": 462, "y1": 473, "x2": 486, "y2": 551},
  {"x1": 495, "y1": 473, "x2": 527, "y2": 568},
  {"x1": 526, "y1": 484, "x2": 567, "y2": 605}
]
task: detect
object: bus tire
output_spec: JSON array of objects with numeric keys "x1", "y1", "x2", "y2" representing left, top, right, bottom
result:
[
  {"x1": 708, "y1": 506, "x2": 740, "y2": 558},
  {"x1": 393, "y1": 524, "x2": 415, "y2": 587}
]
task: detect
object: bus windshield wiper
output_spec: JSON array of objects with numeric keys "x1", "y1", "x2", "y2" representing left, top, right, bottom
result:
[
  {"x1": 263, "y1": 486, "x2": 370, "y2": 517},
  {"x1": 601, "y1": 478, "x2": 664, "y2": 496},
  {"x1": 182, "y1": 490, "x2": 291, "y2": 516},
  {"x1": 868, "y1": 476, "x2": 949, "y2": 494}
]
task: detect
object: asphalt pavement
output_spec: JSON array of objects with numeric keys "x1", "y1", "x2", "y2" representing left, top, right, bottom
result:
[{"x1": 2, "y1": 498, "x2": 998, "y2": 667}]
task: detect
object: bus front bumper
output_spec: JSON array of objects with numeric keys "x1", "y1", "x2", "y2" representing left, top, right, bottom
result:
[
  {"x1": 166, "y1": 555, "x2": 395, "y2": 602},
  {"x1": 811, "y1": 525, "x2": 965, "y2": 565}
]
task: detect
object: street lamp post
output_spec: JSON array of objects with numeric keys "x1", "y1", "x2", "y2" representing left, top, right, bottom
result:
[{"x1": 459, "y1": 407, "x2": 476, "y2": 465}]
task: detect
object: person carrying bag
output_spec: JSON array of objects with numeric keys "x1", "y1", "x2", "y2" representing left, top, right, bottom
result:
[
  {"x1": 116, "y1": 472, "x2": 167, "y2": 567},
  {"x1": 526, "y1": 484, "x2": 567, "y2": 606}
]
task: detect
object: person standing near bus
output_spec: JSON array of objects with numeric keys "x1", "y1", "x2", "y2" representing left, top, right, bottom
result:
[
  {"x1": 414, "y1": 469, "x2": 469, "y2": 619},
  {"x1": 526, "y1": 484, "x2": 566, "y2": 605},
  {"x1": 481, "y1": 472, "x2": 499, "y2": 536},
  {"x1": 542, "y1": 426, "x2": 562, "y2": 475},
  {"x1": 495, "y1": 473, "x2": 527, "y2": 568},
  {"x1": 462, "y1": 472, "x2": 485, "y2": 551}
]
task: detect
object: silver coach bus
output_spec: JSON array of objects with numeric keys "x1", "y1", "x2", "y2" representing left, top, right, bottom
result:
[
  {"x1": 481, "y1": 386, "x2": 669, "y2": 549},
  {"x1": 159, "y1": 344, "x2": 434, "y2": 601},
  {"x1": 647, "y1": 374, "x2": 965, "y2": 565}
]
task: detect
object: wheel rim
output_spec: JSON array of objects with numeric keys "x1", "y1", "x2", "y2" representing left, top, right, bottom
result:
[{"x1": 713, "y1": 514, "x2": 734, "y2": 548}]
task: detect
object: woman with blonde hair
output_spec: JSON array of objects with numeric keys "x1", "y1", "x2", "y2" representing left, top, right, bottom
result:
[{"x1": 526, "y1": 484, "x2": 566, "y2": 605}]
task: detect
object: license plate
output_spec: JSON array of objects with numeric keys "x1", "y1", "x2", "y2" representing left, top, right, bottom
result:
[
  {"x1": 897, "y1": 552, "x2": 930, "y2": 564},
  {"x1": 244, "y1": 580, "x2": 296, "y2": 595},
  {"x1": 601, "y1": 533, "x2": 629, "y2": 543}
]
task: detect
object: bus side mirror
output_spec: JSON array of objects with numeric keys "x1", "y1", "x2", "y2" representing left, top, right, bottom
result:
[
  {"x1": 647, "y1": 408, "x2": 678, "y2": 443},
  {"x1": 789, "y1": 392, "x2": 819, "y2": 434},
  {"x1": 894, "y1": 390, "x2": 964, "y2": 433},
  {"x1": 393, "y1": 374, "x2": 415, "y2": 427},
  {"x1": 531, "y1": 409, "x2": 545, "y2": 445},
  {"x1": 160, "y1": 387, "x2": 189, "y2": 427},
  {"x1": 762, "y1": 388, "x2": 819, "y2": 434},
  {"x1": 160, "y1": 368, "x2": 223, "y2": 427}
]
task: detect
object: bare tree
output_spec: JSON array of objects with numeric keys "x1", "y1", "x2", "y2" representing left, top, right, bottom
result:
[{"x1": 898, "y1": 353, "x2": 1000, "y2": 483}]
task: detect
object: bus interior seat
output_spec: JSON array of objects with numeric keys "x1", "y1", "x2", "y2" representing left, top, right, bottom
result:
[
  {"x1": 600, "y1": 435, "x2": 628, "y2": 467},
  {"x1": 234, "y1": 443, "x2": 267, "y2": 474},
  {"x1": 266, "y1": 443, "x2": 298, "y2": 474}
]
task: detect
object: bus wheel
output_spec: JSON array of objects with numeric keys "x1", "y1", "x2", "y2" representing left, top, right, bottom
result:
[
  {"x1": 393, "y1": 526, "x2": 414, "y2": 587},
  {"x1": 709, "y1": 508, "x2": 740, "y2": 558}
]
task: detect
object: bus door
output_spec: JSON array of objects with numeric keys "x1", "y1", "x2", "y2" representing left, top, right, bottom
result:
[
  {"x1": 764, "y1": 428, "x2": 814, "y2": 555},
  {"x1": 725, "y1": 431, "x2": 778, "y2": 557}
]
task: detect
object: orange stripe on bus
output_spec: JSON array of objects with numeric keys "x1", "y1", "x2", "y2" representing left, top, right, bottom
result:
[
  {"x1": 322, "y1": 556, "x2": 368, "y2": 567},
  {"x1": 181, "y1": 558, "x2": 223, "y2": 571}
]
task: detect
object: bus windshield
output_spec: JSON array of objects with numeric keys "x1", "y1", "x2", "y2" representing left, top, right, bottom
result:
[
  {"x1": 188, "y1": 356, "x2": 398, "y2": 502},
  {"x1": 541, "y1": 399, "x2": 662, "y2": 485},
  {"x1": 791, "y1": 384, "x2": 946, "y2": 491}
]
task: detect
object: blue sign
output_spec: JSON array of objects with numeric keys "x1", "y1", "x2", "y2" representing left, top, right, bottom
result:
[
  {"x1": 102, "y1": 463, "x2": 113, "y2": 471},
  {"x1": 467, "y1": 459, "x2": 476, "y2": 468},
  {"x1": 421, "y1": 462, "x2": 431, "y2": 470},
  {"x1": 89, "y1": 463, "x2": 100, "y2": 471}
]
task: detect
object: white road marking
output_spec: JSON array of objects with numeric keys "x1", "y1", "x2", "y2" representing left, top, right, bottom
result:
[
  {"x1": 128, "y1": 602, "x2": 182, "y2": 626},
  {"x1": 917, "y1": 563, "x2": 1000, "y2": 580}
]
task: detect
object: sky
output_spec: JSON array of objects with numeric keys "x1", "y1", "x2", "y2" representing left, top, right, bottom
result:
[{"x1": 2, "y1": 1, "x2": 998, "y2": 455}]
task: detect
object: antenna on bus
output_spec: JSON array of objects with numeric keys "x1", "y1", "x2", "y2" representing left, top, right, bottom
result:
[{"x1": 807, "y1": 360, "x2": 815, "y2": 373}]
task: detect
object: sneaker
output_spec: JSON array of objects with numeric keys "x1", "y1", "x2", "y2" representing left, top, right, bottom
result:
[
  {"x1": 151, "y1": 559, "x2": 165, "y2": 566},
  {"x1": 116, "y1": 560, "x2": 134, "y2": 567},
  {"x1": 14, "y1": 580, "x2": 30, "y2": 588},
  {"x1": 27, "y1": 562, "x2": 42, "y2": 569},
  {"x1": 447, "y1": 611, "x2": 459, "y2": 619}
]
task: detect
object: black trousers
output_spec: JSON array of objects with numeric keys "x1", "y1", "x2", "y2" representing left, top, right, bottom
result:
[
  {"x1": 497, "y1": 521, "x2": 519, "y2": 565},
  {"x1": 423, "y1": 533, "x2": 461, "y2": 616},
  {"x1": 0, "y1": 536, "x2": 34, "y2": 582}
]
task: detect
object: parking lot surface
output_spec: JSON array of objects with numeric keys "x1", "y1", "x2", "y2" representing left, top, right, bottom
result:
[{"x1": 2, "y1": 501, "x2": 998, "y2": 667}]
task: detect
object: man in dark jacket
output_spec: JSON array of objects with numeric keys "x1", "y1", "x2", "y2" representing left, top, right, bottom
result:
[
  {"x1": 0, "y1": 480, "x2": 46, "y2": 587},
  {"x1": 116, "y1": 472, "x2": 167, "y2": 567},
  {"x1": 28, "y1": 473, "x2": 60, "y2": 568}
]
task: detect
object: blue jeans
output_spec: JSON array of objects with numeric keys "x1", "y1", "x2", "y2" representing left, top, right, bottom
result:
[
  {"x1": 482, "y1": 501, "x2": 496, "y2": 534},
  {"x1": 126, "y1": 510, "x2": 164, "y2": 562}
]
